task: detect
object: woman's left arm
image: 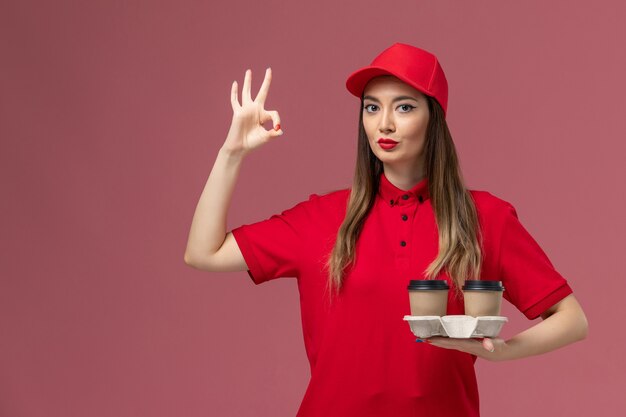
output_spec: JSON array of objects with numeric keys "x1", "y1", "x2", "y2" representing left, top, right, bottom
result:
[{"x1": 426, "y1": 294, "x2": 589, "y2": 361}]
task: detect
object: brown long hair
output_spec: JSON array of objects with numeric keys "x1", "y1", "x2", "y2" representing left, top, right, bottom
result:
[{"x1": 323, "y1": 94, "x2": 483, "y2": 303}]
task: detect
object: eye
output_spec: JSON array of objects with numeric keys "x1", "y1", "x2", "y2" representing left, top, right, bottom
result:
[
  {"x1": 363, "y1": 104, "x2": 377, "y2": 112},
  {"x1": 363, "y1": 104, "x2": 415, "y2": 113}
]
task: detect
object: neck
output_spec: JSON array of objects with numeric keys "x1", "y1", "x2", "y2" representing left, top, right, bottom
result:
[{"x1": 382, "y1": 164, "x2": 425, "y2": 191}]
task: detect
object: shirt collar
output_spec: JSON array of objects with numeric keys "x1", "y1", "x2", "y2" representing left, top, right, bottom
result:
[{"x1": 378, "y1": 171, "x2": 430, "y2": 207}]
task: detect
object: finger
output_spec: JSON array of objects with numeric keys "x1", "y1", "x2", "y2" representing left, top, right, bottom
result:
[
  {"x1": 267, "y1": 125, "x2": 283, "y2": 138},
  {"x1": 243, "y1": 68, "x2": 252, "y2": 103},
  {"x1": 264, "y1": 110, "x2": 282, "y2": 135},
  {"x1": 482, "y1": 338, "x2": 495, "y2": 352},
  {"x1": 259, "y1": 109, "x2": 272, "y2": 124},
  {"x1": 255, "y1": 67, "x2": 272, "y2": 104},
  {"x1": 230, "y1": 80, "x2": 240, "y2": 111}
]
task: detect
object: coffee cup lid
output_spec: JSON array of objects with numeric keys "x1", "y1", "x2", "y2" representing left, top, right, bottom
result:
[
  {"x1": 407, "y1": 279, "x2": 450, "y2": 290},
  {"x1": 462, "y1": 280, "x2": 505, "y2": 291}
]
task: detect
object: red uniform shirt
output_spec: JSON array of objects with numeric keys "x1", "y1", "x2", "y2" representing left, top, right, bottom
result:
[{"x1": 231, "y1": 172, "x2": 573, "y2": 417}]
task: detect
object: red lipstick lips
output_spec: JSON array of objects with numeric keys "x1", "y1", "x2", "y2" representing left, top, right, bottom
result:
[{"x1": 378, "y1": 138, "x2": 399, "y2": 150}]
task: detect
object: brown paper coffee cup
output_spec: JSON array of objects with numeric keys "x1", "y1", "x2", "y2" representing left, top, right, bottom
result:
[
  {"x1": 462, "y1": 280, "x2": 505, "y2": 317},
  {"x1": 407, "y1": 279, "x2": 449, "y2": 316}
]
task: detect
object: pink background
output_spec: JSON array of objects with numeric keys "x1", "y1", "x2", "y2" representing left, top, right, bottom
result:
[{"x1": 1, "y1": 0, "x2": 624, "y2": 416}]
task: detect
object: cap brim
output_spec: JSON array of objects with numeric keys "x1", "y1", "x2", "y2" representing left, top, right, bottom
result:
[{"x1": 345, "y1": 66, "x2": 433, "y2": 100}]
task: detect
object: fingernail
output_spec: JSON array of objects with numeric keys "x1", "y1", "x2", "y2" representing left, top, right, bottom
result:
[
  {"x1": 415, "y1": 339, "x2": 423, "y2": 343},
  {"x1": 274, "y1": 124, "x2": 281, "y2": 131}
]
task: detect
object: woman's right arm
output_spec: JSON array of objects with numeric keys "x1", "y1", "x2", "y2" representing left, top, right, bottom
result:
[{"x1": 183, "y1": 67, "x2": 283, "y2": 272}]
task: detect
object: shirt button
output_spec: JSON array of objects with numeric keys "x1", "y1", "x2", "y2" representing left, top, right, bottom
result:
[
  {"x1": 402, "y1": 194, "x2": 409, "y2": 200},
  {"x1": 418, "y1": 195, "x2": 423, "y2": 203},
  {"x1": 401, "y1": 214, "x2": 408, "y2": 221},
  {"x1": 390, "y1": 199, "x2": 394, "y2": 206},
  {"x1": 400, "y1": 240, "x2": 407, "y2": 247}
]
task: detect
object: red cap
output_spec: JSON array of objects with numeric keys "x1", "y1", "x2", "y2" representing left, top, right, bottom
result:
[{"x1": 345, "y1": 43, "x2": 449, "y2": 117}]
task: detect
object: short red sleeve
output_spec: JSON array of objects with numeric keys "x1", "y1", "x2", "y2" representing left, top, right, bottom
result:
[
  {"x1": 497, "y1": 202, "x2": 573, "y2": 320},
  {"x1": 231, "y1": 194, "x2": 319, "y2": 285}
]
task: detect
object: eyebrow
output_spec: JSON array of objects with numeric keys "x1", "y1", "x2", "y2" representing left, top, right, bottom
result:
[{"x1": 363, "y1": 95, "x2": 419, "y2": 103}]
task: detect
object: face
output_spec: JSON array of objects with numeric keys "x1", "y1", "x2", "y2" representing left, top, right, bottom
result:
[{"x1": 362, "y1": 75, "x2": 430, "y2": 174}]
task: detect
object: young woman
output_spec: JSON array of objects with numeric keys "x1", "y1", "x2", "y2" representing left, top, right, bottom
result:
[{"x1": 184, "y1": 43, "x2": 588, "y2": 417}]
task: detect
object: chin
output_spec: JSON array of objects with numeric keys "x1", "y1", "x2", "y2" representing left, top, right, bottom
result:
[{"x1": 374, "y1": 149, "x2": 400, "y2": 159}]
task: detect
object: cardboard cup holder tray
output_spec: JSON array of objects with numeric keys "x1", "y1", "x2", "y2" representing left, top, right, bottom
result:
[{"x1": 403, "y1": 315, "x2": 508, "y2": 338}]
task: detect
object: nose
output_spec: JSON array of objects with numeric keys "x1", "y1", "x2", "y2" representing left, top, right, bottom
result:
[{"x1": 378, "y1": 107, "x2": 395, "y2": 133}]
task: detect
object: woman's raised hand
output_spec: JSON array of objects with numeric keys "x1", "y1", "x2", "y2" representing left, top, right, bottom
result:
[{"x1": 223, "y1": 68, "x2": 283, "y2": 157}]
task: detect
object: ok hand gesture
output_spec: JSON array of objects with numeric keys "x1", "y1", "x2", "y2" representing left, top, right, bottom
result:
[{"x1": 223, "y1": 68, "x2": 284, "y2": 158}]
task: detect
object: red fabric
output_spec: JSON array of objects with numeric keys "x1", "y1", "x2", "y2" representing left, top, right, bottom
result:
[{"x1": 231, "y1": 172, "x2": 573, "y2": 417}]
